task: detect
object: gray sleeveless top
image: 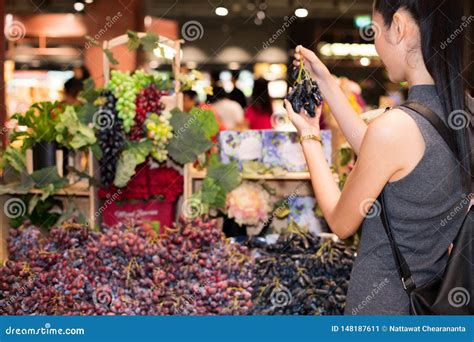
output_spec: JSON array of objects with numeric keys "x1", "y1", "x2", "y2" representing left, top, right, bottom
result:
[{"x1": 345, "y1": 85, "x2": 465, "y2": 315}]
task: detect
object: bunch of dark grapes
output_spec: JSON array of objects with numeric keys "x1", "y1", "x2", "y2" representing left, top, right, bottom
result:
[
  {"x1": 96, "y1": 90, "x2": 126, "y2": 187},
  {"x1": 287, "y1": 64, "x2": 323, "y2": 117},
  {"x1": 0, "y1": 217, "x2": 254, "y2": 316},
  {"x1": 248, "y1": 232, "x2": 356, "y2": 315},
  {"x1": 130, "y1": 84, "x2": 166, "y2": 141}
]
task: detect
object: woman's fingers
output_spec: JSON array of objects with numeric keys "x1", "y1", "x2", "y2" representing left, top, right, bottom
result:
[{"x1": 297, "y1": 45, "x2": 315, "y2": 60}]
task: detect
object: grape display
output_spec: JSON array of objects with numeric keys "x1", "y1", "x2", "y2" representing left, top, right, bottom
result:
[
  {"x1": 96, "y1": 90, "x2": 126, "y2": 187},
  {"x1": 131, "y1": 83, "x2": 167, "y2": 141},
  {"x1": 0, "y1": 217, "x2": 254, "y2": 315},
  {"x1": 248, "y1": 232, "x2": 356, "y2": 315},
  {"x1": 286, "y1": 62, "x2": 323, "y2": 117},
  {"x1": 107, "y1": 70, "x2": 137, "y2": 132}
]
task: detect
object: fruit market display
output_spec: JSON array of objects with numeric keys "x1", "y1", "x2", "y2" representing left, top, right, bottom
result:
[
  {"x1": 249, "y1": 231, "x2": 356, "y2": 315},
  {"x1": 0, "y1": 216, "x2": 254, "y2": 315},
  {"x1": 287, "y1": 61, "x2": 323, "y2": 117}
]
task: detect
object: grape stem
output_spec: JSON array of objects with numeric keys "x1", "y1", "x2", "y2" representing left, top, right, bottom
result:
[{"x1": 294, "y1": 57, "x2": 312, "y2": 85}]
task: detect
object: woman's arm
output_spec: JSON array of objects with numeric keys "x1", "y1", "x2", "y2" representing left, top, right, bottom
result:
[
  {"x1": 294, "y1": 46, "x2": 368, "y2": 154},
  {"x1": 286, "y1": 100, "x2": 418, "y2": 239}
]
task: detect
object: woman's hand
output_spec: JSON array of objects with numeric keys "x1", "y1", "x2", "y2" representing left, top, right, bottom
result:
[
  {"x1": 294, "y1": 45, "x2": 330, "y2": 80},
  {"x1": 284, "y1": 99, "x2": 322, "y2": 136}
]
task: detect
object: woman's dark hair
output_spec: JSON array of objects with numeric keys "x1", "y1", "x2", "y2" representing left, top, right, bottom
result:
[
  {"x1": 374, "y1": 0, "x2": 471, "y2": 189},
  {"x1": 251, "y1": 78, "x2": 273, "y2": 114}
]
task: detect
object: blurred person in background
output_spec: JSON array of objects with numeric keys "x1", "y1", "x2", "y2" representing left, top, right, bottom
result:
[
  {"x1": 63, "y1": 78, "x2": 84, "y2": 105},
  {"x1": 228, "y1": 70, "x2": 247, "y2": 109},
  {"x1": 73, "y1": 65, "x2": 90, "y2": 82},
  {"x1": 244, "y1": 78, "x2": 273, "y2": 130},
  {"x1": 183, "y1": 90, "x2": 198, "y2": 113},
  {"x1": 206, "y1": 70, "x2": 227, "y2": 103},
  {"x1": 208, "y1": 90, "x2": 245, "y2": 131},
  {"x1": 63, "y1": 65, "x2": 91, "y2": 105}
]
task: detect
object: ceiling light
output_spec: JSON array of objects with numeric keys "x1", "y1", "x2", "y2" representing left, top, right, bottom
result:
[
  {"x1": 74, "y1": 2, "x2": 85, "y2": 11},
  {"x1": 256, "y1": 10, "x2": 266, "y2": 20},
  {"x1": 215, "y1": 7, "x2": 229, "y2": 16},
  {"x1": 294, "y1": 7, "x2": 308, "y2": 18},
  {"x1": 85, "y1": 0, "x2": 94, "y2": 3},
  {"x1": 360, "y1": 57, "x2": 371, "y2": 66}
]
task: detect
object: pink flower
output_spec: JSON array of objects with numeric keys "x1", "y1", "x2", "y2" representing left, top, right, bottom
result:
[{"x1": 226, "y1": 182, "x2": 272, "y2": 226}]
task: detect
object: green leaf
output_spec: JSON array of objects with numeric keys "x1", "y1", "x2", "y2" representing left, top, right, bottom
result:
[
  {"x1": 29, "y1": 166, "x2": 68, "y2": 189},
  {"x1": 76, "y1": 102, "x2": 97, "y2": 125},
  {"x1": 80, "y1": 78, "x2": 100, "y2": 104},
  {"x1": 140, "y1": 32, "x2": 160, "y2": 52},
  {"x1": 189, "y1": 107, "x2": 219, "y2": 139},
  {"x1": 90, "y1": 143, "x2": 103, "y2": 161},
  {"x1": 201, "y1": 177, "x2": 226, "y2": 210},
  {"x1": 114, "y1": 140, "x2": 153, "y2": 187},
  {"x1": 4, "y1": 147, "x2": 26, "y2": 173},
  {"x1": 206, "y1": 161, "x2": 241, "y2": 193},
  {"x1": 168, "y1": 110, "x2": 213, "y2": 164},
  {"x1": 55, "y1": 106, "x2": 97, "y2": 149},
  {"x1": 28, "y1": 194, "x2": 40, "y2": 215},
  {"x1": 104, "y1": 48, "x2": 119, "y2": 65},
  {"x1": 127, "y1": 30, "x2": 141, "y2": 51}
]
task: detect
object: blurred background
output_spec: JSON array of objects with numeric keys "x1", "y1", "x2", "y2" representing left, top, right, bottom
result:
[{"x1": 1, "y1": 0, "x2": 473, "y2": 130}]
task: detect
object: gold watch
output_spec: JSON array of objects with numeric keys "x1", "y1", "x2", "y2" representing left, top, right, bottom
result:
[{"x1": 299, "y1": 134, "x2": 322, "y2": 144}]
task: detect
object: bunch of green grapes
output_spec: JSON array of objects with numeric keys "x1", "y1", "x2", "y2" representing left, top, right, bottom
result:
[
  {"x1": 145, "y1": 112, "x2": 173, "y2": 162},
  {"x1": 107, "y1": 70, "x2": 137, "y2": 132},
  {"x1": 132, "y1": 69, "x2": 152, "y2": 91}
]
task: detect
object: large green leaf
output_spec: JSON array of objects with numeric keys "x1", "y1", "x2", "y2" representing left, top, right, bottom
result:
[
  {"x1": 55, "y1": 106, "x2": 97, "y2": 149},
  {"x1": 80, "y1": 78, "x2": 100, "y2": 104},
  {"x1": 127, "y1": 30, "x2": 141, "y2": 51},
  {"x1": 29, "y1": 166, "x2": 68, "y2": 189},
  {"x1": 140, "y1": 32, "x2": 160, "y2": 52},
  {"x1": 167, "y1": 109, "x2": 213, "y2": 164},
  {"x1": 189, "y1": 107, "x2": 219, "y2": 139},
  {"x1": 77, "y1": 102, "x2": 97, "y2": 125},
  {"x1": 114, "y1": 140, "x2": 153, "y2": 187},
  {"x1": 3, "y1": 146, "x2": 26, "y2": 173},
  {"x1": 201, "y1": 177, "x2": 226, "y2": 210},
  {"x1": 206, "y1": 161, "x2": 241, "y2": 193}
]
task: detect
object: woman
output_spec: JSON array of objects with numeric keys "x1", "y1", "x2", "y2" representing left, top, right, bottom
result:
[
  {"x1": 285, "y1": 0, "x2": 471, "y2": 315},
  {"x1": 245, "y1": 78, "x2": 273, "y2": 129}
]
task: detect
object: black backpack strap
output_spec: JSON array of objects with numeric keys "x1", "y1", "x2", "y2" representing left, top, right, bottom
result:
[
  {"x1": 399, "y1": 101, "x2": 459, "y2": 160},
  {"x1": 378, "y1": 192, "x2": 416, "y2": 294}
]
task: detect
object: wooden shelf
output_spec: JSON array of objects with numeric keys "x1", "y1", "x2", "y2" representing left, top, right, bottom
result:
[
  {"x1": 188, "y1": 168, "x2": 310, "y2": 181},
  {"x1": 184, "y1": 164, "x2": 312, "y2": 199},
  {"x1": 29, "y1": 183, "x2": 91, "y2": 197}
]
